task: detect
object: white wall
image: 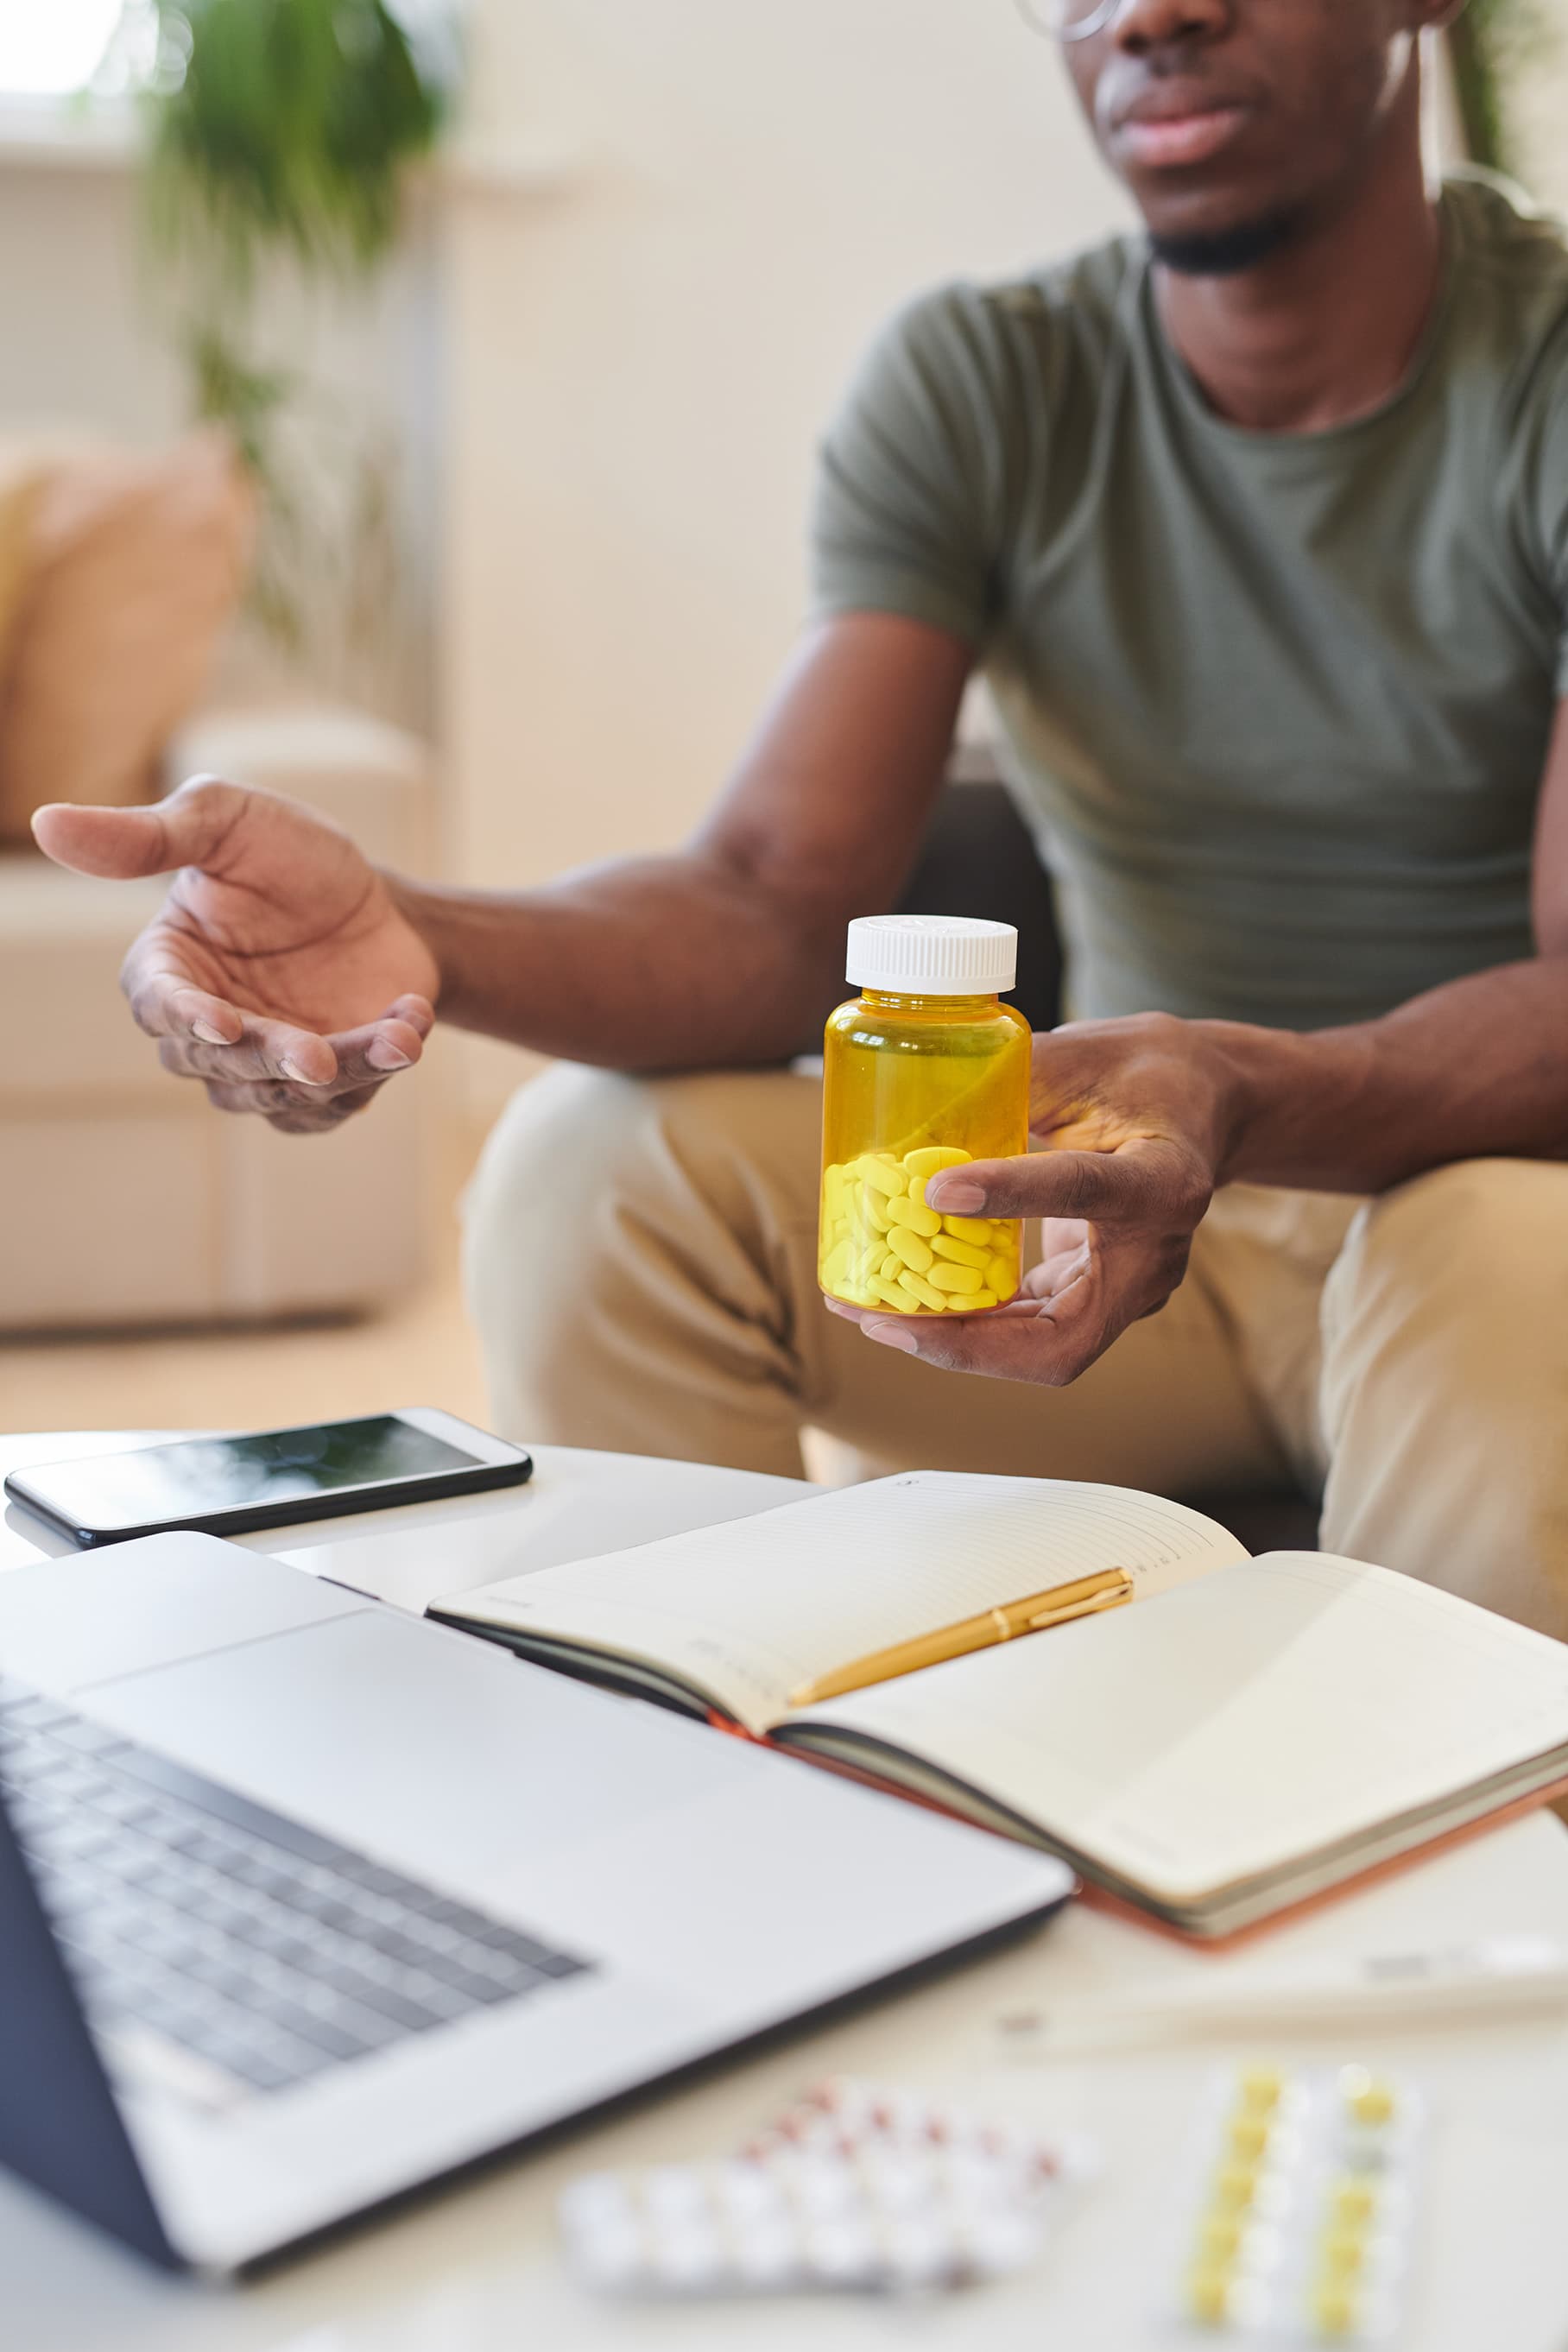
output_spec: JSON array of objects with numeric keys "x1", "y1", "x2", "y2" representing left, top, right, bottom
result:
[{"x1": 444, "y1": 0, "x2": 1132, "y2": 1108}]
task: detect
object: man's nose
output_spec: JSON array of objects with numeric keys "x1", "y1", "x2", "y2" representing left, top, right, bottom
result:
[{"x1": 1107, "y1": 0, "x2": 1230, "y2": 50}]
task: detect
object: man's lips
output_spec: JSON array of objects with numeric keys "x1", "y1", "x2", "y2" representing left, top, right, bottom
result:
[{"x1": 1114, "y1": 103, "x2": 1249, "y2": 169}]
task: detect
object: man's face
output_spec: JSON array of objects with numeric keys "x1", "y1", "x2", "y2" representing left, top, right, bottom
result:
[{"x1": 1064, "y1": 0, "x2": 1437, "y2": 273}]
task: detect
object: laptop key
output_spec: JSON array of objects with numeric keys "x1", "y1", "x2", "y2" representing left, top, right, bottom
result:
[
  {"x1": 3, "y1": 1673, "x2": 597, "y2": 2103},
  {"x1": 3, "y1": 1697, "x2": 73, "y2": 1734},
  {"x1": 48, "y1": 1721, "x2": 130, "y2": 1759}
]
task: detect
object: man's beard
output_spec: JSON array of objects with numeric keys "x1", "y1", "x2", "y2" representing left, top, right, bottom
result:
[{"x1": 1148, "y1": 207, "x2": 1302, "y2": 277}]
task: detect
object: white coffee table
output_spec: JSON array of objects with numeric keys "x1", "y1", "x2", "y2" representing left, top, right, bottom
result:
[{"x1": 3, "y1": 1431, "x2": 1566, "y2": 2351}]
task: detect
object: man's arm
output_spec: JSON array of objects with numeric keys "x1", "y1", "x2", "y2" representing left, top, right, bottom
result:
[
  {"x1": 397, "y1": 612, "x2": 973, "y2": 1069},
  {"x1": 837, "y1": 702, "x2": 1568, "y2": 1385},
  {"x1": 33, "y1": 614, "x2": 972, "y2": 1131},
  {"x1": 1201, "y1": 696, "x2": 1568, "y2": 1192}
]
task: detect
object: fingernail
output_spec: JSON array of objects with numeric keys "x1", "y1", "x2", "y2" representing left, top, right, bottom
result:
[
  {"x1": 280, "y1": 1057, "x2": 326, "y2": 1086},
  {"x1": 929, "y1": 1180, "x2": 986, "y2": 1214},
  {"x1": 863, "y1": 1319, "x2": 920, "y2": 1356},
  {"x1": 367, "y1": 1038, "x2": 412, "y2": 1072},
  {"x1": 193, "y1": 1021, "x2": 230, "y2": 1046}
]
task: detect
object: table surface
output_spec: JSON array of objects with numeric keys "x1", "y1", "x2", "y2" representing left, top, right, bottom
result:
[{"x1": 3, "y1": 1431, "x2": 1566, "y2": 2352}]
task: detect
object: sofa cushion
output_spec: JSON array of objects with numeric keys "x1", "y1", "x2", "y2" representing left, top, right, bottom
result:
[
  {"x1": 0, "y1": 432, "x2": 256, "y2": 845},
  {"x1": 0, "y1": 457, "x2": 45, "y2": 676}
]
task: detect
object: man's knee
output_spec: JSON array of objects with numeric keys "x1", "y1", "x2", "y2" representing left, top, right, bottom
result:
[
  {"x1": 1319, "y1": 1157, "x2": 1568, "y2": 1630},
  {"x1": 464, "y1": 1056, "x2": 818, "y2": 1319},
  {"x1": 460, "y1": 1061, "x2": 820, "y2": 1457},
  {"x1": 464, "y1": 1065, "x2": 699, "y2": 1319},
  {"x1": 1324, "y1": 1157, "x2": 1565, "y2": 1360}
]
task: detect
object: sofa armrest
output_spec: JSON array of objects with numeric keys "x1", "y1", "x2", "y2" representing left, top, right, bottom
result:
[{"x1": 164, "y1": 705, "x2": 433, "y2": 874}]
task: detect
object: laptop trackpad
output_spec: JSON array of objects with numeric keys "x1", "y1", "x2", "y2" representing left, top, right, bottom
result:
[{"x1": 78, "y1": 1609, "x2": 755, "y2": 1881}]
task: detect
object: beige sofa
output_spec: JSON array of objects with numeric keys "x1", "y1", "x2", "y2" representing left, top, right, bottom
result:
[{"x1": 0, "y1": 705, "x2": 436, "y2": 1331}]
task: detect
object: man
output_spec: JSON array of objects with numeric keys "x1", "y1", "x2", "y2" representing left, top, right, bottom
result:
[{"x1": 35, "y1": 0, "x2": 1568, "y2": 1636}]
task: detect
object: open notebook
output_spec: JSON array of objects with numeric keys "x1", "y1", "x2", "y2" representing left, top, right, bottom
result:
[{"x1": 430, "y1": 1475, "x2": 1568, "y2": 1939}]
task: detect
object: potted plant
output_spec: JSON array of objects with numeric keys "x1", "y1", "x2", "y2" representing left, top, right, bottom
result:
[
  {"x1": 1448, "y1": 0, "x2": 1544, "y2": 175},
  {"x1": 136, "y1": 0, "x2": 458, "y2": 654}
]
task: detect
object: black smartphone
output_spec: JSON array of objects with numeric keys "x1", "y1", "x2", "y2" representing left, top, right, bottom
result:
[{"x1": 3, "y1": 1410, "x2": 534, "y2": 1549}]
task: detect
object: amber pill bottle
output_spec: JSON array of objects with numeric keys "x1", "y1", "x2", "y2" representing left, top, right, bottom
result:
[{"x1": 819, "y1": 916, "x2": 1031, "y2": 1318}]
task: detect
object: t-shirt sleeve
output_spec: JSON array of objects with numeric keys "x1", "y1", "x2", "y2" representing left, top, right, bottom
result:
[
  {"x1": 1548, "y1": 401, "x2": 1568, "y2": 698},
  {"x1": 810, "y1": 285, "x2": 1015, "y2": 650},
  {"x1": 1521, "y1": 322, "x2": 1568, "y2": 696}
]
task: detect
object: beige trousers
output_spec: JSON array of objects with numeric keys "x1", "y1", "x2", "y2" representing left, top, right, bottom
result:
[{"x1": 462, "y1": 1065, "x2": 1568, "y2": 1642}]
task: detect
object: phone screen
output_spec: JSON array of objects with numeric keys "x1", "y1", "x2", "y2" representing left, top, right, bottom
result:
[{"x1": 21, "y1": 1415, "x2": 483, "y2": 1535}]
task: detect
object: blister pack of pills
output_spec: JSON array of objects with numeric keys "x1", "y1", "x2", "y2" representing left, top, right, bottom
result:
[
  {"x1": 1171, "y1": 2064, "x2": 1422, "y2": 2342},
  {"x1": 560, "y1": 2075, "x2": 1091, "y2": 2298}
]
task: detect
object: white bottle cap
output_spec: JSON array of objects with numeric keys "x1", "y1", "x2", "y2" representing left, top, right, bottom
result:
[{"x1": 845, "y1": 914, "x2": 1017, "y2": 997}]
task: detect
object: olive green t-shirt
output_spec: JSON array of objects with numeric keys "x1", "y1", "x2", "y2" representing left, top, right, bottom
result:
[{"x1": 811, "y1": 173, "x2": 1568, "y2": 1029}]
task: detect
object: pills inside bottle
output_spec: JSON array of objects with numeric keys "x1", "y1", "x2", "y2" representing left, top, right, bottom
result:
[{"x1": 819, "y1": 917, "x2": 1031, "y2": 1317}]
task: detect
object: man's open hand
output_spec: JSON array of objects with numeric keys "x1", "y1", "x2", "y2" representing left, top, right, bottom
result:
[
  {"x1": 828, "y1": 1015, "x2": 1234, "y2": 1386},
  {"x1": 32, "y1": 778, "x2": 440, "y2": 1135}
]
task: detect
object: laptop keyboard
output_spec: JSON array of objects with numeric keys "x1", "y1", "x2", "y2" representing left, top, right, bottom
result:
[{"x1": 0, "y1": 1672, "x2": 592, "y2": 2101}]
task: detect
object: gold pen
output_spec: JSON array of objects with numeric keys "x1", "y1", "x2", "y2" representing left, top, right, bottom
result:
[{"x1": 787, "y1": 1566, "x2": 1135, "y2": 1710}]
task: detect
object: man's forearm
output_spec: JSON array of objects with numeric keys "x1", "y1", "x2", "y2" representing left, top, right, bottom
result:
[
  {"x1": 389, "y1": 850, "x2": 845, "y2": 1072},
  {"x1": 1205, "y1": 955, "x2": 1568, "y2": 1193}
]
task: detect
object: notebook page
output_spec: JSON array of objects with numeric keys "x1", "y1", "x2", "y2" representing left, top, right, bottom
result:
[
  {"x1": 793, "y1": 1554, "x2": 1568, "y2": 1897},
  {"x1": 440, "y1": 1473, "x2": 1245, "y2": 1734}
]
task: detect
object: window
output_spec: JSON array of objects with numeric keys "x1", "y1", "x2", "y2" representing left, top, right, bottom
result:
[{"x1": 0, "y1": 3, "x2": 126, "y2": 96}]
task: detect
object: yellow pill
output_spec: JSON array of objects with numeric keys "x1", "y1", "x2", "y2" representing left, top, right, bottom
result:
[
  {"x1": 897, "y1": 1269, "x2": 946, "y2": 1310},
  {"x1": 1212, "y1": 2164, "x2": 1257, "y2": 2210},
  {"x1": 1185, "y1": 2266, "x2": 1236, "y2": 2326},
  {"x1": 942, "y1": 1212, "x2": 994, "y2": 1246},
  {"x1": 1228, "y1": 2115, "x2": 1271, "y2": 2162},
  {"x1": 880, "y1": 1253, "x2": 900, "y2": 1280},
  {"x1": 863, "y1": 1193, "x2": 894, "y2": 1234},
  {"x1": 961, "y1": 1290, "x2": 998, "y2": 1310},
  {"x1": 1309, "y1": 2281, "x2": 1360, "y2": 2337},
  {"x1": 984, "y1": 1252, "x2": 1016, "y2": 1293},
  {"x1": 1327, "y1": 2179, "x2": 1377, "y2": 2229},
  {"x1": 838, "y1": 1283, "x2": 878, "y2": 1307},
  {"x1": 857, "y1": 1158, "x2": 907, "y2": 1198},
  {"x1": 1239, "y1": 2068, "x2": 1286, "y2": 2114},
  {"x1": 927, "y1": 1260, "x2": 984, "y2": 1294},
  {"x1": 1318, "y1": 2230, "x2": 1367, "y2": 2279},
  {"x1": 885, "y1": 1193, "x2": 943, "y2": 1237},
  {"x1": 868, "y1": 1276, "x2": 919, "y2": 1312},
  {"x1": 904, "y1": 1146, "x2": 972, "y2": 1179},
  {"x1": 819, "y1": 1239, "x2": 851, "y2": 1286},
  {"x1": 931, "y1": 1232, "x2": 989, "y2": 1269},
  {"x1": 887, "y1": 1226, "x2": 935, "y2": 1274},
  {"x1": 1197, "y1": 2215, "x2": 1242, "y2": 2264},
  {"x1": 1339, "y1": 2068, "x2": 1396, "y2": 2128}
]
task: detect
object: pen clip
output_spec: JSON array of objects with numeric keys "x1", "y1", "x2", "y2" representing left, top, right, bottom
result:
[{"x1": 1025, "y1": 1571, "x2": 1134, "y2": 1631}]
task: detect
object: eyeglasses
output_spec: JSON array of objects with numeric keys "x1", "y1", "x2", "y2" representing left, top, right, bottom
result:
[{"x1": 1015, "y1": 0, "x2": 1130, "y2": 41}]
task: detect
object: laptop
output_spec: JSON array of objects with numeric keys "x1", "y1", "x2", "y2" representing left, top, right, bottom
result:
[{"x1": 0, "y1": 1532, "x2": 1072, "y2": 2273}]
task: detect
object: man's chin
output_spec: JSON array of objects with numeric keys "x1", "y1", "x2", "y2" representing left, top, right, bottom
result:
[{"x1": 1146, "y1": 206, "x2": 1302, "y2": 278}]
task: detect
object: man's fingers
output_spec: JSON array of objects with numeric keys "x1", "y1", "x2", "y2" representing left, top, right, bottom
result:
[
  {"x1": 33, "y1": 775, "x2": 250, "y2": 882},
  {"x1": 380, "y1": 994, "x2": 437, "y2": 1040},
  {"x1": 925, "y1": 1135, "x2": 1209, "y2": 1226},
  {"x1": 162, "y1": 1007, "x2": 430, "y2": 1092},
  {"x1": 314, "y1": 1014, "x2": 429, "y2": 1089},
  {"x1": 159, "y1": 1016, "x2": 339, "y2": 1089},
  {"x1": 205, "y1": 1079, "x2": 381, "y2": 1131},
  {"x1": 857, "y1": 1299, "x2": 1104, "y2": 1387},
  {"x1": 848, "y1": 1223, "x2": 1191, "y2": 1387},
  {"x1": 123, "y1": 964, "x2": 245, "y2": 1049}
]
